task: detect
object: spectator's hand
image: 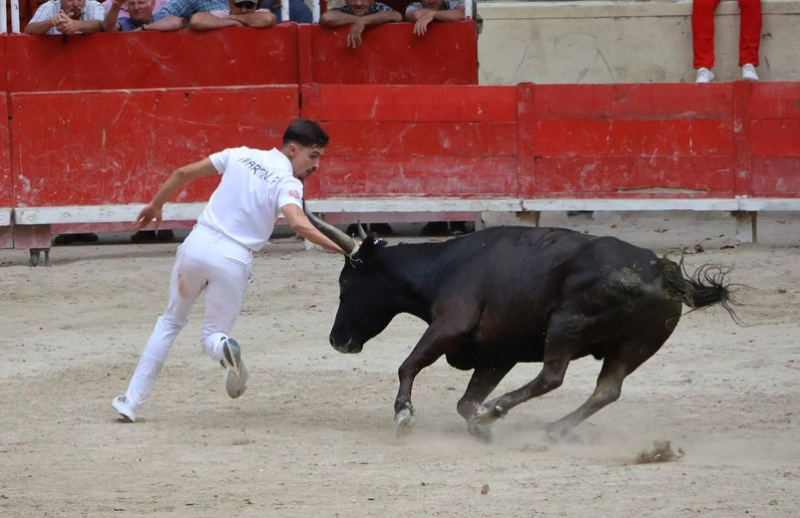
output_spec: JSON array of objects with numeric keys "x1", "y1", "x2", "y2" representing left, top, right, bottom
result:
[
  {"x1": 53, "y1": 11, "x2": 80, "y2": 33},
  {"x1": 135, "y1": 203, "x2": 163, "y2": 230},
  {"x1": 111, "y1": 0, "x2": 126, "y2": 7},
  {"x1": 347, "y1": 21, "x2": 366, "y2": 48},
  {"x1": 413, "y1": 13, "x2": 434, "y2": 36}
]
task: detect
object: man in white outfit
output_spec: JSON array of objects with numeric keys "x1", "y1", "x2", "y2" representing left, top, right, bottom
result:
[{"x1": 113, "y1": 119, "x2": 346, "y2": 422}]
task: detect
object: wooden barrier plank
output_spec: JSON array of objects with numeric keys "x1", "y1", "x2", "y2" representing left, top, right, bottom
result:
[
  {"x1": 533, "y1": 156, "x2": 735, "y2": 196},
  {"x1": 317, "y1": 156, "x2": 518, "y2": 197},
  {"x1": 7, "y1": 27, "x2": 299, "y2": 92},
  {"x1": 301, "y1": 84, "x2": 515, "y2": 122},
  {"x1": 533, "y1": 120, "x2": 734, "y2": 156},
  {"x1": 0, "y1": 94, "x2": 10, "y2": 208},
  {"x1": 748, "y1": 82, "x2": 800, "y2": 119},
  {"x1": 751, "y1": 158, "x2": 800, "y2": 197},
  {"x1": 319, "y1": 121, "x2": 518, "y2": 157},
  {"x1": 300, "y1": 22, "x2": 478, "y2": 85},
  {"x1": 532, "y1": 84, "x2": 733, "y2": 120},
  {"x1": 11, "y1": 87, "x2": 299, "y2": 207}
]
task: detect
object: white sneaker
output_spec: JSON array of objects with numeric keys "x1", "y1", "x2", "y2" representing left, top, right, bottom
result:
[
  {"x1": 220, "y1": 337, "x2": 248, "y2": 398},
  {"x1": 742, "y1": 64, "x2": 759, "y2": 81},
  {"x1": 695, "y1": 68, "x2": 714, "y2": 83},
  {"x1": 112, "y1": 394, "x2": 137, "y2": 422}
]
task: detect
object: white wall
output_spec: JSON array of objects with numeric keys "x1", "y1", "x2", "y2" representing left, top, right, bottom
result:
[{"x1": 477, "y1": 0, "x2": 800, "y2": 84}]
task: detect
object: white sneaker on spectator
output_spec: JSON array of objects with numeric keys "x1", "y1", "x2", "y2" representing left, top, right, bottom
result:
[
  {"x1": 742, "y1": 64, "x2": 759, "y2": 81},
  {"x1": 695, "y1": 68, "x2": 714, "y2": 83}
]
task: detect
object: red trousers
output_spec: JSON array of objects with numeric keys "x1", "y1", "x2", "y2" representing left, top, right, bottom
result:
[{"x1": 692, "y1": 0, "x2": 762, "y2": 68}]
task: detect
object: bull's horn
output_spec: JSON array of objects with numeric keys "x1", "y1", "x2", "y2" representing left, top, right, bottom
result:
[
  {"x1": 357, "y1": 222, "x2": 368, "y2": 241},
  {"x1": 304, "y1": 207, "x2": 359, "y2": 256}
]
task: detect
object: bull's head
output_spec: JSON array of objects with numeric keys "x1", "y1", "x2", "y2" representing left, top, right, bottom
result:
[{"x1": 305, "y1": 208, "x2": 397, "y2": 354}]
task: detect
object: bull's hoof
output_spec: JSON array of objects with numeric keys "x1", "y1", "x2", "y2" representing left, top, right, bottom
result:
[
  {"x1": 394, "y1": 407, "x2": 416, "y2": 437},
  {"x1": 544, "y1": 422, "x2": 568, "y2": 442},
  {"x1": 466, "y1": 418, "x2": 493, "y2": 443},
  {"x1": 474, "y1": 399, "x2": 506, "y2": 426}
]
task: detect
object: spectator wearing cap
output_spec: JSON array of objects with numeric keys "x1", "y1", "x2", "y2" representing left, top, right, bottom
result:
[
  {"x1": 102, "y1": 0, "x2": 157, "y2": 31},
  {"x1": 320, "y1": 0, "x2": 401, "y2": 49},
  {"x1": 404, "y1": 0, "x2": 464, "y2": 36},
  {"x1": 25, "y1": 0, "x2": 105, "y2": 34},
  {"x1": 188, "y1": 0, "x2": 276, "y2": 30}
]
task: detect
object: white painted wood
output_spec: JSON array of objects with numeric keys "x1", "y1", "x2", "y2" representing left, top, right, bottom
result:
[
  {"x1": 13, "y1": 203, "x2": 208, "y2": 225},
  {"x1": 1, "y1": 0, "x2": 7, "y2": 34},
  {"x1": 305, "y1": 197, "x2": 522, "y2": 213},
  {"x1": 522, "y1": 198, "x2": 740, "y2": 212},
  {"x1": 282, "y1": 0, "x2": 290, "y2": 23},
  {"x1": 10, "y1": 0, "x2": 19, "y2": 32},
  {"x1": 737, "y1": 197, "x2": 800, "y2": 211},
  {"x1": 0, "y1": 208, "x2": 12, "y2": 226},
  {"x1": 312, "y1": 0, "x2": 320, "y2": 23}
]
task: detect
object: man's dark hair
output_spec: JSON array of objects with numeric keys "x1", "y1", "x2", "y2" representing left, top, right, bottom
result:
[{"x1": 283, "y1": 119, "x2": 329, "y2": 148}]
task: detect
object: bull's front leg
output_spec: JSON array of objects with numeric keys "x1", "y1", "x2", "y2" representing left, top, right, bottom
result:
[{"x1": 393, "y1": 323, "x2": 464, "y2": 437}]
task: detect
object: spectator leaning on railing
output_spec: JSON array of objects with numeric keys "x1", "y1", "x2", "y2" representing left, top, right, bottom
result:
[
  {"x1": 320, "y1": 0, "x2": 402, "y2": 49},
  {"x1": 188, "y1": 0, "x2": 277, "y2": 30},
  {"x1": 404, "y1": 0, "x2": 463, "y2": 36},
  {"x1": 24, "y1": 0, "x2": 105, "y2": 34},
  {"x1": 103, "y1": 0, "x2": 156, "y2": 31},
  {"x1": 146, "y1": 0, "x2": 229, "y2": 31}
]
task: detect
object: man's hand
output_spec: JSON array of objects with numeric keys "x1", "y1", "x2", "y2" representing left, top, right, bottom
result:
[
  {"x1": 53, "y1": 10, "x2": 81, "y2": 34},
  {"x1": 413, "y1": 12, "x2": 434, "y2": 36},
  {"x1": 347, "y1": 21, "x2": 366, "y2": 48},
  {"x1": 135, "y1": 203, "x2": 163, "y2": 230}
]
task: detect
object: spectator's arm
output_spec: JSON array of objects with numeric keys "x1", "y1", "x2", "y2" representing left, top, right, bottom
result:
[
  {"x1": 358, "y1": 10, "x2": 402, "y2": 26},
  {"x1": 102, "y1": 0, "x2": 125, "y2": 32},
  {"x1": 24, "y1": 19, "x2": 57, "y2": 34},
  {"x1": 188, "y1": 12, "x2": 245, "y2": 31},
  {"x1": 319, "y1": 10, "x2": 360, "y2": 27},
  {"x1": 407, "y1": 6, "x2": 463, "y2": 36},
  {"x1": 229, "y1": 10, "x2": 277, "y2": 28},
  {"x1": 143, "y1": 15, "x2": 187, "y2": 31},
  {"x1": 53, "y1": 11, "x2": 104, "y2": 34}
]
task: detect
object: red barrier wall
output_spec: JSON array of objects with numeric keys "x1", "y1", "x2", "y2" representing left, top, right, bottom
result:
[
  {"x1": 6, "y1": 28, "x2": 300, "y2": 92},
  {"x1": 518, "y1": 83, "x2": 738, "y2": 199},
  {"x1": 749, "y1": 82, "x2": 800, "y2": 197},
  {"x1": 298, "y1": 22, "x2": 478, "y2": 85},
  {"x1": 301, "y1": 84, "x2": 517, "y2": 198},
  {"x1": 0, "y1": 94, "x2": 11, "y2": 208},
  {"x1": 11, "y1": 86, "x2": 299, "y2": 207}
]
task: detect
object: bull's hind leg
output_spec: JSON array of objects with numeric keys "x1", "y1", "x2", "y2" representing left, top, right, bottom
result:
[
  {"x1": 545, "y1": 336, "x2": 666, "y2": 440},
  {"x1": 457, "y1": 365, "x2": 514, "y2": 442}
]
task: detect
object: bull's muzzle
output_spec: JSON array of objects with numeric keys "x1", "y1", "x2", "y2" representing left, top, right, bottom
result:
[{"x1": 329, "y1": 335, "x2": 363, "y2": 354}]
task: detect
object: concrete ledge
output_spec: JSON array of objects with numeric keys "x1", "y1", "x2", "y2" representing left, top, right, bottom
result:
[
  {"x1": 0, "y1": 208, "x2": 11, "y2": 226},
  {"x1": 521, "y1": 198, "x2": 739, "y2": 211},
  {"x1": 305, "y1": 197, "x2": 523, "y2": 213}
]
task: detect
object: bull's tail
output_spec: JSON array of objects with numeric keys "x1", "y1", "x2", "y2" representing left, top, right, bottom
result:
[{"x1": 660, "y1": 258, "x2": 741, "y2": 323}]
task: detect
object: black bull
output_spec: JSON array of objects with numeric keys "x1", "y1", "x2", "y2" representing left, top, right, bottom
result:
[{"x1": 307, "y1": 211, "x2": 736, "y2": 441}]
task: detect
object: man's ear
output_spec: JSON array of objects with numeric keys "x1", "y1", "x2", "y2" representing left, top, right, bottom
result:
[{"x1": 286, "y1": 143, "x2": 297, "y2": 158}]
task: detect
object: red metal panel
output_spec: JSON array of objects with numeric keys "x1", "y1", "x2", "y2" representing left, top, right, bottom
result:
[
  {"x1": 302, "y1": 84, "x2": 515, "y2": 122},
  {"x1": 11, "y1": 86, "x2": 299, "y2": 207},
  {"x1": 7, "y1": 27, "x2": 299, "y2": 92},
  {"x1": 533, "y1": 83, "x2": 733, "y2": 120},
  {"x1": 301, "y1": 22, "x2": 478, "y2": 85},
  {"x1": 0, "y1": 94, "x2": 10, "y2": 208},
  {"x1": 751, "y1": 120, "x2": 800, "y2": 155},
  {"x1": 318, "y1": 156, "x2": 518, "y2": 197},
  {"x1": 0, "y1": 37, "x2": 7, "y2": 93}
]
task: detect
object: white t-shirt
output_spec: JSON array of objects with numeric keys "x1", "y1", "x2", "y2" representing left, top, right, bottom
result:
[
  {"x1": 200, "y1": 146, "x2": 303, "y2": 253},
  {"x1": 29, "y1": 0, "x2": 106, "y2": 34}
]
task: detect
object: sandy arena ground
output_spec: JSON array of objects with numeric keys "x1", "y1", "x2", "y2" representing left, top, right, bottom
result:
[{"x1": 1, "y1": 212, "x2": 799, "y2": 517}]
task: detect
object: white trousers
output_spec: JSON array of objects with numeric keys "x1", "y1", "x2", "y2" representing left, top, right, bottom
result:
[{"x1": 123, "y1": 226, "x2": 252, "y2": 410}]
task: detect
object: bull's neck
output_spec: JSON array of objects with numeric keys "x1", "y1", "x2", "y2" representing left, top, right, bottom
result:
[{"x1": 378, "y1": 242, "x2": 448, "y2": 324}]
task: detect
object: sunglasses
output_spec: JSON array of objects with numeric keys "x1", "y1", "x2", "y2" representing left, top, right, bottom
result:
[{"x1": 235, "y1": 1, "x2": 257, "y2": 8}]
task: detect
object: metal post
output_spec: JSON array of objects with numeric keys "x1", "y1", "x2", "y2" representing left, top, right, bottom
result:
[
  {"x1": 10, "y1": 0, "x2": 20, "y2": 32},
  {"x1": 312, "y1": 0, "x2": 320, "y2": 23},
  {"x1": 464, "y1": 0, "x2": 472, "y2": 20}
]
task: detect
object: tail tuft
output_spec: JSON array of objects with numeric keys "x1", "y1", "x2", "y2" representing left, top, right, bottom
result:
[{"x1": 661, "y1": 258, "x2": 742, "y2": 324}]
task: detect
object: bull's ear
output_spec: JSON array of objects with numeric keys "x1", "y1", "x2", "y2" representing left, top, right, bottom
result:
[{"x1": 351, "y1": 235, "x2": 385, "y2": 261}]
